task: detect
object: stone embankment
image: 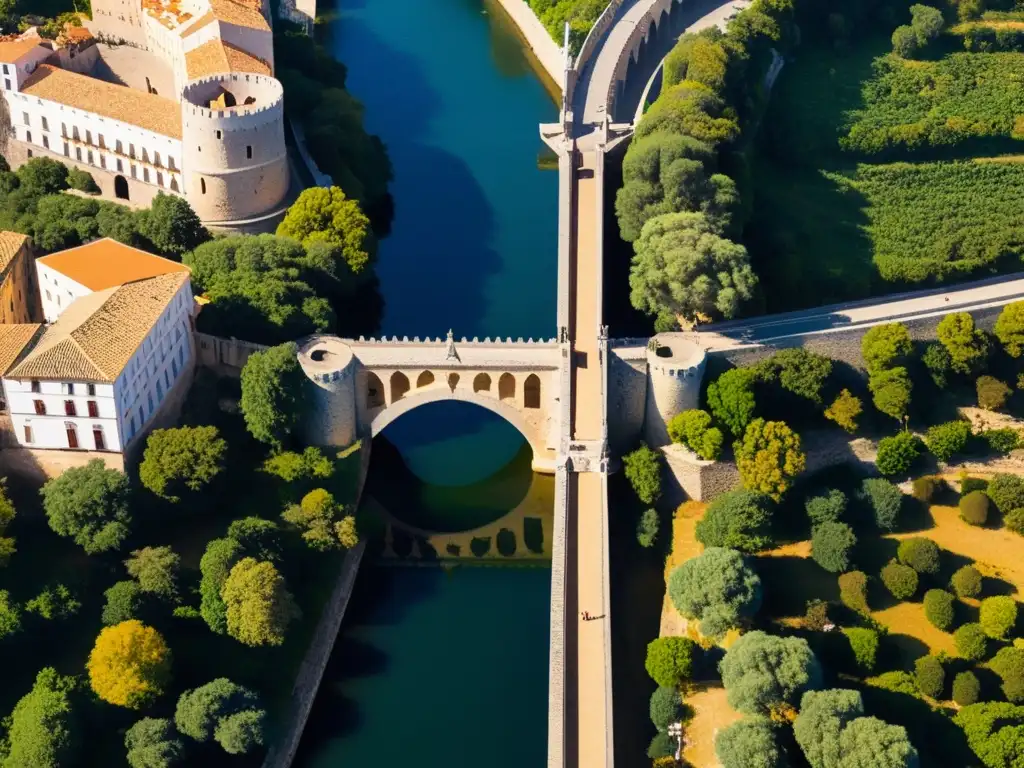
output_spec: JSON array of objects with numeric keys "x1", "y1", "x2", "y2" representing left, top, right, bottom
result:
[{"x1": 489, "y1": 0, "x2": 564, "y2": 86}]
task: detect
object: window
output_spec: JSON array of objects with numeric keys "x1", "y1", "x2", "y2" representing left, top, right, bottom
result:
[
  {"x1": 75, "y1": 147, "x2": 81, "y2": 161},
  {"x1": 25, "y1": 149, "x2": 31, "y2": 158},
  {"x1": 87, "y1": 383, "x2": 95, "y2": 396},
  {"x1": 72, "y1": 126, "x2": 79, "y2": 140},
  {"x1": 178, "y1": 346, "x2": 184, "y2": 365},
  {"x1": 31, "y1": 380, "x2": 40, "y2": 393},
  {"x1": 24, "y1": 130, "x2": 30, "y2": 144},
  {"x1": 142, "y1": 148, "x2": 148, "y2": 162},
  {"x1": 215, "y1": 130, "x2": 222, "y2": 139},
  {"x1": 21, "y1": 111, "x2": 28, "y2": 126},
  {"x1": 170, "y1": 177, "x2": 178, "y2": 192},
  {"x1": 137, "y1": 407, "x2": 144, "y2": 426},
  {"x1": 66, "y1": 423, "x2": 78, "y2": 449},
  {"x1": 246, "y1": 145, "x2": 252, "y2": 159},
  {"x1": 164, "y1": 370, "x2": 170, "y2": 388},
  {"x1": 4, "y1": 80, "x2": 10, "y2": 91},
  {"x1": 200, "y1": 178, "x2": 206, "y2": 194},
  {"x1": 64, "y1": 400, "x2": 76, "y2": 416},
  {"x1": 143, "y1": 167, "x2": 149, "y2": 183},
  {"x1": 23, "y1": 425, "x2": 32, "y2": 443},
  {"x1": 87, "y1": 400, "x2": 98, "y2": 418},
  {"x1": 171, "y1": 358, "x2": 178, "y2": 377},
  {"x1": 2, "y1": 65, "x2": 7, "y2": 74},
  {"x1": 62, "y1": 382, "x2": 74, "y2": 395},
  {"x1": 42, "y1": 136, "x2": 48, "y2": 150},
  {"x1": 116, "y1": 158, "x2": 123, "y2": 172},
  {"x1": 87, "y1": 150, "x2": 93, "y2": 164},
  {"x1": 168, "y1": 156, "x2": 175, "y2": 170},
  {"x1": 63, "y1": 142, "x2": 69, "y2": 157},
  {"x1": 131, "y1": 164, "x2": 137, "y2": 179},
  {"x1": 98, "y1": 134, "x2": 104, "y2": 148},
  {"x1": 93, "y1": 427, "x2": 105, "y2": 451},
  {"x1": 33, "y1": 399, "x2": 45, "y2": 415},
  {"x1": 154, "y1": 152, "x2": 160, "y2": 167},
  {"x1": 62, "y1": 123, "x2": 67, "y2": 138},
  {"x1": 157, "y1": 171, "x2": 163, "y2": 186},
  {"x1": 99, "y1": 155, "x2": 105, "y2": 169},
  {"x1": 86, "y1": 130, "x2": 91, "y2": 144},
  {"x1": 116, "y1": 139, "x2": 122, "y2": 153},
  {"x1": 41, "y1": 117, "x2": 47, "y2": 131},
  {"x1": 129, "y1": 143, "x2": 135, "y2": 158}
]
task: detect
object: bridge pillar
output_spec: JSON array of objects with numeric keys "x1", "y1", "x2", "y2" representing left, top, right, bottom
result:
[
  {"x1": 296, "y1": 335, "x2": 358, "y2": 449},
  {"x1": 643, "y1": 333, "x2": 707, "y2": 447}
]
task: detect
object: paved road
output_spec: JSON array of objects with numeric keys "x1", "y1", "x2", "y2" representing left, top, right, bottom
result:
[{"x1": 571, "y1": 160, "x2": 604, "y2": 442}]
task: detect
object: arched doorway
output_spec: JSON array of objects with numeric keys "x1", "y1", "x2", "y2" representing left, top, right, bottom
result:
[
  {"x1": 416, "y1": 371, "x2": 434, "y2": 388},
  {"x1": 498, "y1": 373, "x2": 516, "y2": 401},
  {"x1": 524, "y1": 374, "x2": 541, "y2": 409},
  {"x1": 391, "y1": 371, "x2": 410, "y2": 402},
  {"x1": 114, "y1": 175, "x2": 129, "y2": 201},
  {"x1": 366, "y1": 372, "x2": 384, "y2": 409},
  {"x1": 473, "y1": 373, "x2": 491, "y2": 392}
]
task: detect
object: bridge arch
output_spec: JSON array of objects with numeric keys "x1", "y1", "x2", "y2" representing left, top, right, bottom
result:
[
  {"x1": 473, "y1": 372, "x2": 491, "y2": 392},
  {"x1": 391, "y1": 371, "x2": 410, "y2": 402},
  {"x1": 416, "y1": 370, "x2": 435, "y2": 388},
  {"x1": 498, "y1": 372, "x2": 516, "y2": 401}
]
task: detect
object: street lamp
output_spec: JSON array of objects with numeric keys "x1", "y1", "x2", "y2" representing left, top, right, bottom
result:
[{"x1": 667, "y1": 721, "x2": 683, "y2": 763}]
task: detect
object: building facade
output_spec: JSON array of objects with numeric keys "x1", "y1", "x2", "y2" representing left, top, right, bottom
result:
[{"x1": 0, "y1": 232, "x2": 41, "y2": 325}]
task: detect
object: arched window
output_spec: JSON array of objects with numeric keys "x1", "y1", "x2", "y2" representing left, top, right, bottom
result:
[
  {"x1": 200, "y1": 178, "x2": 206, "y2": 194},
  {"x1": 498, "y1": 373, "x2": 516, "y2": 401},
  {"x1": 390, "y1": 372, "x2": 410, "y2": 403},
  {"x1": 416, "y1": 371, "x2": 434, "y2": 388},
  {"x1": 114, "y1": 175, "x2": 129, "y2": 200},
  {"x1": 524, "y1": 374, "x2": 541, "y2": 409},
  {"x1": 473, "y1": 373, "x2": 491, "y2": 393},
  {"x1": 366, "y1": 372, "x2": 384, "y2": 409},
  {"x1": 447, "y1": 372, "x2": 460, "y2": 392}
]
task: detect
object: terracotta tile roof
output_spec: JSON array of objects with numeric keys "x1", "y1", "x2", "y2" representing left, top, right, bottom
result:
[
  {"x1": 38, "y1": 238, "x2": 189, "y2": 292},
  {"x1": 179, "y1": 10, "x2": 215, "y2": 36},
  {"x1": 8, "y1": 272, "x2": 189, "y2": 382},
  {"x1": 185, "y1": 39, "x2": 271, "y2": 80},
  {"x1": 0, "y1": 324, "x2": 42, "y2": 376},
  {"x1": 208, "y1": 0, "x2": 270, "y2": 32},
  {"x1": 58, "y1": 25, "x2": 94, "y2": 44},
  {"x1": 0, "y1": 232, "x2": 29, "y2": 277},
  {"x1": 0, "y1": 39, "x2": 48, "y2": 63},
  {"x1": 20, "y1": 65, "x2": 182, "y2": 139}
]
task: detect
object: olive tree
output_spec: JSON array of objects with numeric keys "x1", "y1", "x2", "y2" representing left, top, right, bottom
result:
[
  {"x1": 719, "y1": 631, "x2": 821, "y2": 716},
  {"x1": 668, "y1": 547, "x2": 762, "y2": 639}
]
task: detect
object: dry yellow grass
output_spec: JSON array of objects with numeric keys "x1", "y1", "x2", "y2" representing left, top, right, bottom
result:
[
  {"x1": 682, "y1": 684, "x2": 742, "y2": 768},
  {"x1": 951, "y1": 19, "x2": 1024, "y2": 31},
  {"x1": 664, "y1": 501, "x2": 707, "y2": 579}
]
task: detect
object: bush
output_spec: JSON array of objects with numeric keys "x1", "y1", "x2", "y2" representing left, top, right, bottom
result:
[
  {"x1": 995, "y1": 300, "x2": 1024, "y2": 357},
  {"x1": 869, "y1": 367, "x2": 913, "y2": 422},
  {"x1": 734, "y1": 418, "x2": 806, "y2": 500},
  {"x1": 990, "y1": 647, "x2": 1024, "y2": 703},
  {"x1": 649, "y1": 686, "x2": 684, "y2": 732},
  {"x1": 892, "y1": 23, "x2": 919, "y2": 55},
  {"x1": 961, "y1": 475, "x2": 989, "y2": 495},
  {"x1": 715, "y1": 717, "x2": 784, "y2": 768},
  {"x1": 881, "y1": 561, "x2": 919, "y2": 600},
  {"x1": 805, "y1": 599, "x2": 830, "y2": 631},
  {"x1": 647, "y1": 731, "x2": 674, "y2": 759},
  {"x1": 862, "y1": 323, "x2": 912, "y2": 373},
  {"x1": 979, "y1": 596, "x2": 1017, "y2": 640},
  {"x1": 40, "y1": 460, "x2": 132, "y2": 554},
  {"x1": 911, "y1": 476, "x2": 940, "y2": 503},
  {"x1": 175, "y1": 678, "x2": 266, "y2": 753},
  {"x1": 923, "y1": 589, "x2": 956, "y2": 631},
  {"x1": 824, "y1": 389, "x2": 863, "y2": 433},
  {"x1": 959, "y1": 490, "x2": 989, "y2": 526},
  {"x1": 954, "y1": 623, "x2": 988, "y2": 660},
  {"x1": 986, "y1": 474, "x2": 1024, "y2": 513},
  {"x1": 952, "y1": 671, "x2": 981, "y2": 706},
  {"x1": 719, "y1": 631, "x2": 822, "y2": 716},
  {"x1": 939, "y1": 313, "x2": 990, "y2": 375},
  {"x1": 956, "y1": 702, "x2": 1024, "y2": 768},
  {"x1": 926, "y1": 421, "x2": 972, "y2": 463},
  {"x1": 982, "y1": 428, "x2": 1020, "y2": 454},
  {"x1": 806, "y1": 489, "x2": 847, "y2": 526},
  {"x1": 125, "y1": 718, "x2": 183, "y2": 768},
  {"x1": 914, "y1": 655, "x2": 945, "y2": 698},
  {"x1": 707, "y1": 367, "x2": 757, "y2": 437},
  {"x1": 897, "y1": 537, "x2": 940, "y2": 575},
  {"x1": 977, "y1": 376, "x2": 1011, "y2": 411},
  {"x1": 623, "y1": 444, "x2": 662, "y2": 505},
  {"x1": 66, "y1": 167, "x2": 100, "y2": 194},
  {"x1": 101, "y1": 581, "x2": 144, "y2": 626},
  {"x1": 843, "y1": 627, "x2": 880, "y2": 672},
  {"x1": 221, "y1": 558, "x2": 300, "y2": 647},
  {"x1": 812, "y1": 521, "x2": 857, "y2": 573},
  {"x1": 667, "y1": 547, "x2": 762, "y2": 639},
  {"x1": 875, "y1": 432, "x2": 924, "y2": 476},
  {"x1": 667, "y1": 409, "x2": 723, "y2": 460},
  {"x1": 645, "y1": 636, "x2": 697, "y2": 688},
  {"x1": 1007, "y1": 509, "x2": 1024, "y2": 535},
  {"x1": 637, "y1": 509, "x2": 660, "y2": 548},
  {"x1": 922, "y1": 342, "x2": 952, "y2": 388},
  {"x1": 859, "y1": 478, "x2": 904, "y2": 531},
  {"x1": 950, "y1": 564, "x2": 983, "y2": 599},
  {"x1": 695, "y1": 489, "x2": 774, "y2": 553},
  {"x1": 139, "y1": 426, "x2": 227, "y2": 502},
  {"x1": 839, "y1": 571, "x2": 870, "y2": 614}
]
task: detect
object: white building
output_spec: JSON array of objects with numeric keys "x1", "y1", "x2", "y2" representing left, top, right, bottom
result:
[{"x1": 0, "y1": 240, "x2": 195, "y2": 454}]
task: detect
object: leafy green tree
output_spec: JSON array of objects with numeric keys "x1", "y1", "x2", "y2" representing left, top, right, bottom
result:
[
  {"x1": 876, "y1": 432, "x2": 924, "y2": 476},
  {"x1": 955, "y1": 622, "x2": 988, "y2": 660},
  {"x1": 839, "y1": 571, "x2": 870, "y2": 614},
  {"x1": 629, "y1": 211, "x2": 756, "y2": 324},
  {"x1": 633, "y1": 80, "x2": 740, "y2": 146},
  {"x1": 667, "y1": 547, "x2": 762, "y2": 638},
  {"x1": 199, "y1": 538, "x2": 243, "y2": 634},
  {"x1": 960, "y1": 490, "x2": 990, "y2": 526},
  {"x1": 695, "y1": 489, "x2": 774, "y2": 553},
  {"x1": 923, "y1": 589, "x2": 956, "y2": 630},
  {"x1": 0, "y1": 480, "x2": 15, "y2": 566},
  {"x1": 892, "y1": 24, "x2": 919, "y2": 55},
  {"x1": 987, "y1": 474, "x2": 1024, "y2": 513},
  {"x1": 925, "y1": 420, "x2": 972, "y2": 463},
  {"x1": 622, "y1": 444, "x2": 662, "y2": 504},
  {"x1": 869, "y1": 367, "x2": 913, "y2": 422},
  {"x1": 734, "y1": 418, "x2": 805, "y2": 500},
  {"x1": 102, "y1": 580, "x2": 144, "y2": 626},
  {"x1": 825, "y1": 389, "x2": 862, "y2": 433},
  {"x1": 720, "y1": 631, "x2": 821, "y2": 715},
  {"x1": 125, "y1": 718, "x2": 184, "y2": 768},
  {"x1": 215, "y1": 709, "x2": 266, "y2": 754},
  {"x1": 910, "y1": 3, "x2": 945, "y2": 43},
  {"x1": 983, "y1": 429, "x2": 1020, "y2": 454},
  {"x1": 911, "y1": 476, "x2": 939, "y2": 502},
  {"x1": 844, "y1": 627, "x2": 880, "y2": 672},
  {"x1": 276, "y1": 186, "x2": 374, "y2": 274},
  {"x1": 980, "y1": 596, "x2": 1017, "y2": 640},
  {"x1": 25, "y1": 584, "x2": 80, "y2": 621},
  {"x1": 897, "y1": 537, "x2": 940, "y2": 575},
  {"x1": 938, "y1": 312, "x2": 989, "y2": 375},
  {"x1": 40, "y1": 459, "x2": 131, "y2": 554},
  {"x1": 812, "y1": 522, "x2": 857, "y2": 573},
  {"x1": 994, "y1": 301, "x2": 1024, "y2": 357},
  {"x1": 882, "y1": 561, "x2": 918, "y2": 599},
  {"x1": 715, "y1": 717, "x2": 784, "y2": 768},
  {"x1": 951, "y1": 564, "x2": 982, "y2": 599},
  {"x1": 0, "y1": 589, "x2": 21, "y2": 639},
  {"x1": 667, "y1": 409, "x2": 723, "y2": 459},
  {"x1": 921, "y1": 342, "x2": 951, "y2": 388},
  {"x1": 755, "y1": 348, "x2": 833, "y2": 406},
  {"x1": 240, "y1": 343, "x2": 308, "y2": 448},
  {"x1": 139, "y1": 426, "x2": 226, "y2": 502},
  {"x1": 227, "y1": 517, "x2": 283, "y2": 562},
  {"x1": 914, "y1": 655, "x2": 945, "y2": 698},
  {"x1": 991, "y1": 647, "x2": 1024, "y2": 702},
  {"x1": 262, "y1": 446, "x2": 334, "y2": 483},
  {"x1": 806, "y1": 489, "x2": 847, "y2": 526},
  {"x1": 282, "y1": 488, "x2": 350, "y2": 551},
  {"x1": 952, "y1": 671, "x2": 980, "y2": 706},
  {"x1": 1008, "y1": 509, "x2": 1024, "y2": 535},
  {"x1": 2, "y1": 668, "x2": 79, "y2": 768},
  {"x1": 125, "y1": 547, "x2": 181, "y2": 600},
  {"x1": 636, "y1": 508, "x2": 660, "y2": 548},
  {"x1": 645, "y1": 636, "x2": 697, "y2": 688},
  {"x1": 136, "y1": 192, "x2": 208, "y2": 257},
  {"x1": 977, "y1": 375, "x2": 1012, "y2": 411},
  {"x1": 175, "y1": 678, "x2": 266, "y2": 754},
  {"x1": 956, "y1": 702, "x2": 1024, "y2": 767},
  {"x1": 859, "y1": 478, "x2": 904, "y2": 531},
  {"x1": 647, "y1": 731, "x2": 674, "y2": 759},
  {"x1": 221, "y1": 558, "x2": 300, "y2": 647},
  {"x1": 17, "y1": 157, "x2": 69, "y2": 196},
  {"x1": 862, "y1": 323, "x2": 912, "y2": 374},
  {"x1": 649, "y1": 686, "x2": 685, "y2": 732},
  {"x1": 707, "y1": 367, "x2": 758, "y2": 437}
]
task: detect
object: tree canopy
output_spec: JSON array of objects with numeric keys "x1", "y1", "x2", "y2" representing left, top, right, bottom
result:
[
  {"x1": 645, "y1": 636, "x2": 698, "y2": 688},
  {"x1": 125, "y1": 547, "x2": 181, "y2": 600},
  {"x1": 199, "y1": 537, "x2": 244, "y2": 634},
  {"x1": 734, "y1": 418, "x2": 806, "y2": 500},
  {"x1": 2, "y1": 668, "x2": 79, "y2": 768},
  {"x1": 174, "y1": 678, "x2": 266, "y2": 754},
  {"x1": 862, "y1": 323, "x2": 912, "y2": 374},
  {"x1": 276, "y1": 186, "x2": 374, "y2": 275},
  {"x1": 715, "y1": 717, "x2": 785, "y2": 768},
  {"x1": 955, "y1": 702, "x2": 1024, "y2": 768},
  {"x1": 40, "y1": 459, "x2": 131, "y2": 554},
  {"x1": 695, "y1": 489, "x2": 774, "y2": 552},
  {"x1": 668, "y1": 547, "x2": 762, "y2": 638},
  {"x1": 125, "y1": 718, "x2": 184, "y2": 768},
  {"x1": 221, "y1": 557, "x2": 300, "y2": 647},
  {"x1": 937, "y1": 312, "x2": 989, "y2": 375},
  {"x1": 719, "y1": 630, "x2": 821, "y2": 715},
  {"x1": 707, "y1": 367, "x2": 758, "y2": 437},
  {"x1": 281, "y1": 488, "x2": 353, "y2": 551},
  {"x1": 87, "y1": 620, "x2": 171, "y2": 709},
  {"x1": 139, "y1": 426, "x2": 226, "y2": 502},
  {"x1": 240, "y1": 342, "x2": 308, "y2": 448},
  {"x1": 622, "y1": 444, "x2": 663, "y2": 505},
  {"x1": 0, "y1": 480, "x2": 16, "y2": 566}
]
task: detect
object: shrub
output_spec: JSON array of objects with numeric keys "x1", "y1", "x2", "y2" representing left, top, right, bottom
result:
[
  {"x1": 66, "y1": 167, "x2": 100, "y2": 194},
  {"x1": 125, "y1": 718, "x2": 183, "y2": 768},
  {"x1": 1007, "y1": 509, "x2": 1024, "y2": 535},
  {"x1": 734, "y1": 418, "x2": 806, "y2": 501},
  {"x1": 881, "y1": 561, "x2": 918, "y2": 600},
  {"x1": 979, "y1": 596, "x2": 1017, "y2": 640},
  {"x1": 876, "y1": 432, "x2": 924, "y2": 476},
  {"x1": 40, "y1": 460, "x2": 132, "y2": 554},
  {"x1": 125, "y1": 546, "x2": 181, "y2": 599},
  {"x1": 623, "y1": 444, "x2": 662, "y2": 505},
  {"x1": 175, "y1": 678, "x2": 266, "y2": 753},
  {"x1": 995, "y1": 300, "x2": 1024, "y2": 357},
  {"x1": 719, "y1": 631, "x2": 822, "y2": 715},
  {"x1": 805, "y1": 599, "x2": 829, "y2": 631},
  {"x1": 839, "y1": 571, "x2": 870, "y2": 614},
  {"x1": 892, "y1": 23, "x2": 919, "y2": 55},
  {"x1": 0, "y1": 590, "x2": 21, "y2": 639},
  {"x1": 951, "y1": 564, "x2": 983, "y2": 599},
  {"x1": 139, "y1": 426, "x2": 227, "y2": 502},
  {"x1": 87, "y1": 621, "x2": 171, "y2": 709},
  {"x1": 101, "y1": 581, "x2": 144, "y2": 626},
  {"x1": 707, "y1": 368, "x2": 757, "y2": 437},
  {"x1": 647, "y1": 732, "x2": 674, "y2": 759},
  {"x1": 862, "y1": 323, "x2": 912, "y2": 373},
  {"x1": 227, "y1": 517, "x2": 283, "y2": 561},
  {"x1": 990, "y1": 647, "x2": 1024, "y2": 703},
  {"x1": 859, "y1": 478, "x2": 904, "y2": 531},
  {"x1": 961, "y1": 476, "x2": 989, "y2": 495},
  {"x1": 806, "y1": 489, "x2": 847, "y2": 526},
  {"x1": 983, "y1": 428, "x2": 1020, "y2": 454},
  {"x1": 953, "y1": 671, "x2": 981, "y2": 706},
  {"x1": 914, "y1": 655, "x2": 945, "y2": 698},
  {"x1": 222, "y1": 558, "x2": 300, "y2": 647},
  {"x1": 960, "y1": 490, "x2": 989, "y2": 526},
  {"x1": 926, "y1": 421, "x2": 972, "y2": 463},
  {"x1": 649, "y1": 686, "x2": 684, "y2": 732},
  {"x1": 868, "y1": 671, "x2": 920, "y2": 697},
  {"x1": 811, "y1": 521, "x2": 857, "y2": 573},
  {"x1": 977, "y1": 376, "x2": 1011, "y2": 411},
  {"x1": 986, "y1": 474, "x2": 1024, "y2": 514},
  {"x1": 637, "y1": 509, "x2": 660, "y2": 548},
  {"x1": 843, "y1": 627, "x2": 880, "y2": 672},
  {"x1": 923, "y1": 589, "x2": 956, "y2": 631},
  {"x1": 695, "y1": 489, "x2": 774, "y2": 552},
  {"x1": 939, "y1": 313, "x2": 989, "y2": 375},
  {"x1": 954, "y1": 623, "x2": 988, "y2": 660},
  {"x1": 667, "y1": 547, "x2": 762, "y2": 639},
  {"x1": 922, "y1": 342, "x2": 952, "y2": 388},
  {"x1": 825, "y1": 389, "x2": 862, "y2": 433},
  {"x1": 667, "y1": 409, "x2": 723, "y2": 460},
  {"x1": 897, "y1": 537, "x2": 940, "y2": 574},
  {"x1": 645, "y1": 636, "x2": 697, "y2": 688},
  {"x1": 911, "y1": 476, "x2": 940, "y2": 502},
  {"x1": 755, "y1": 348, "x2": 834, "y2": 406},
  {"x1": 715, "y1": 717, "x2": 784, "y2": 768},
  {"x1": 869, "y1": 367, "x2": 912, "y2": 422}
]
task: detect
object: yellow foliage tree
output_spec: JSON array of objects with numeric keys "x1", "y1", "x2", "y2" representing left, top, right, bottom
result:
[
  {"x1": 87, "y1": 620, "x2": 171, "y2": 708},
  {"x1": 221, "y1": 558, "x2": 300, "y2": 647}
]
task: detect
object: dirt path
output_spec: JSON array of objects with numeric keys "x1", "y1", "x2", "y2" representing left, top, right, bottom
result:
[{"x1": 682, "y1": 684, "x2": 742, "y2": 768}]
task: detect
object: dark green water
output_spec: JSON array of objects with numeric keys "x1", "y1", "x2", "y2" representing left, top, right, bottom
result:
[{"x1": 294, "y1": 0, "x2": 558, "y2": 764}]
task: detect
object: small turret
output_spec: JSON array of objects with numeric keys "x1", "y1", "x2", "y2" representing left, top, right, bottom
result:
[
  {"x1": 296, "y1": 335, "x2": 358, "y2": 448},
  {"x1": 643, "y1": 333, "x2": 707, "y2": 447}
]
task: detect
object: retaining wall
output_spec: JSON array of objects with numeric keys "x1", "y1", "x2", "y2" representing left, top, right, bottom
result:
[{"x1": 489, "y1": 0, "x2": 564, "y2": 86}]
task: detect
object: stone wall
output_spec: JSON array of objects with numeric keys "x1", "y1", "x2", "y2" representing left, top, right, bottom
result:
[
  {"x1": 607, "y1": 345, "x2": 647, "y2": 452},
  {"x1": 0, "y1": 446, "x2": 124, "y2": 482},
  {"x1": 660, "y1": 443, "x2": 739, "y2": 504},
  {"x1": 195, "y1": 332, "x2": 267, "y2": 375},
  {"x1": 488, "y1": 0, "x2": 564, "y2": 87}
]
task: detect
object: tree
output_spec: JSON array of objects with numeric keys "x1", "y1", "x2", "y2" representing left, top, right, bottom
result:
[
  {"x1": 40, "y1": 459, "x2": 131, "y2": 553},
  {"x1": 139, "y1": 426, "x2": 226, "y2": 502},
  {"x1": 215, "y1": 709, "x2": 266, "y2": 754},
  {"x1": 0, "y1": 480, "x2": 16, "y2": 565},
  {"x1": 126, "y1": 547, "x2": 181, "y2": 600},
  {"x1": 844, "y1": 627, "x2": 879, "y2": 672},
  {"x1": 645, "y1": 636, "x2": 697, "y2": 688},
  {"x1": 667, "y1": 547, "x2": 762, "y2": 638},
  {"x1": 812, "y1": 521, "x2": 857, "y2": 573},
  {"x1": 125, "y1": 718, "x2": 184, "y2": 768},
  {"x1": 915, "y1": 655, "x2": 945, "y2": 698},
  {"x1": 707, "y1": 367, "x2": 758, "y2": 437},
  {"x1": 911, "y1": 476, "x2": 940, "y2": 502},
  {"x1": 806, "y1": 489, "x2": 847, "y2": 526},
  {"x1": 910, "y1": 3, "x2": 945, "y2": 44},
  {"x1": 175, "y1": 678, "x2": 266, "y2": 754},
  {"x1": 952, "y1": 671, "x2": 980, "y2": 706},
  {"x1": 960, "y1": 490, "x2": 990, "y2": 525},
  {"x1": 719, "y1": 631, "x2": 821, "y2": 715},
  {"x1": 923, "y1": 589, "x2": 956, "y2": 631},
  {"x1": 199, "y1": 538, "x2": 243, "y2": 634},
  {"x1": 263, "y1": 446, "x2": 334, "y2": 483},
  {"x1": 276, "y1": 186, "x2": 374, "y2": 274},
  {"x1": 839, "y1": 571, "x2": 870, "y2": 614},
  {"x1": 282, "y1": 488, "x2": 351, "y2": 551},
  {"x1": 227, "y1": 517, "x2": 283, "y2": 561},
  {"x1": 102, "y1": 580, "x2": 145, "y2": 626},
  {"x1": 335, "y1": 515, "x2": 359, "y2": 549},
  {"x1": 876, "y1": 432, "x2": 924, "y2": 476},
  {"x1": 951, "y1": 564, "x2": 982, "y2": 599},
  {"x1": 980, "y1": 596, "x2": 1017, "y2": 640},
  {"x1": 0, "y1": 589, "x2": 20, "y2": 639},
  {"x1": 87, "y1": 620, "x2": 171, "y2": 709},
  {"x1": 667, "y1": 408, "x2": 723, "y2": 460},
  {"x1": 715, "y1": 717, "x2": 784, "y2": 768},
  {"x1": 734, "y1": 418, "x2": 805, "y2": 500},
  {"x1": 982, "y1": 428, "x2": 1020, "y2": 454},
  {"x1": 897, "y1": 537, "x2": 940, "y2": 575},
  {"x1": 622, "y1": 444, "x2": 662, "y2": 504},
  {"x1": 695, "y1": 489, "x2": 774, "y2": 553},
  {"x1": 925, "y1": 421, "x2": 972, "y2": 463},
  {"x1": 240, "y1": 343, "x2": 308, "y2": 448},
  {"x1": 17, "y1": 157, "x2": 69, "y2": 196},
  {"x1": 647, "y1": 731, "x2": 675, "y2": 759},
  {"x1": 629, "y1": 211, "x2": 756, "y2": 324},
  {"x1": 1008, "y1": 509, "x2": 1024, "y2": 535},
  {"x1": 892, "y1": 24, "x2": 919, "y2": 56},
  {"x1": 137, "y1": 192, "x2": 208, "y2": 257},
  {"x1": 955, "y1": 702, "x2": 1024, "y2": 768},
  {"x1": 825, "y1": 389, "x2": 862, "y2": 433},
  {"x1": 637, "y1": 508, "x2": 660, "y2": 548},
  {"x1": 755, "y1": 348, "x2": 833, "y2": 406},
  {"x1": 882, "y1": 561, "x2": 918, "y2": 600},
  {"x1": 66, "y1": 167, "x2": 99, "y2": 194},
  {"x1": 649, "y1": 686, "x2": 684, "y2": 732},
  {"x1": 986, "y1": 474, "x2": 1024, "y2": 513},
  {"x1": 25, "y1": 584, "x2": 80, "y2": 621},
  {"x1": 221, "y1": 557, "x2": 300, "y2": 647},
  {"x1": 633, "y1": 79, "x2": 740, "y2": 145},
  {"x1": 859, "y1": 478, "x2": 904, "y2": 531},
  {"x1": 938, "y1": 312, "x2": 989, "y2": 375},
  {"x1": 922, "y1": 342, "x2": 951, "y2": 388},
  {"x1": 3, "y1": 668, "x2": 79, "y2": 768},
  {"x1": 869, "y1": 367, "x2": 913, "y2": 422},
  {"x1": 991, "y1": 647, "x2": 1024, "y2": 702},
  {"x1": 955, "y1": 623, "x2": 988, "y2": 660},
  {"x1": 994, "y1": 301, "x2": 1024, "y2": 357},
  {"x1": 977, "y1": 376, "x2": 1012, "y2": 411},
  {"x1": 862, "y1": 323, "x2": 912, "y2": 373}
]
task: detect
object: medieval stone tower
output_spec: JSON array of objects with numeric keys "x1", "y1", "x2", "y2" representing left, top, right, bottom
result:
[
  {"x1": 180, "y1": 73, "x2": 289, "y2": 224},
  {"x1": 296, "y1": 335, "x2": 358, "y2": 448},
  {"x1": 642, "y1": 333, "x2": 707, "y2": 447}
]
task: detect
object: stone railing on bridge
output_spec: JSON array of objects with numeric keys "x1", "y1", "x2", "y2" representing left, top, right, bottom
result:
[
  {"x1": 574, "y1": 0, "x2": 627, "y2": 83},
  {"x1": 605, "y1": 0, "x2": 677, "y2": 117}
]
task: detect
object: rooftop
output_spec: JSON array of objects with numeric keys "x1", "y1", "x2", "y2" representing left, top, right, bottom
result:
[
  {"x1": 0, "y1": 324, "x2": 42, "y2": 376},
  {"x1": 185, "y1": 39, "x2": 270, "y2": 80},
  {"x1": 8, "y1": 272, "x2": 189, "y2": 382},
  {"x1": 38, "y1": 238, "x2": 190, "y2": 292},
  {"x1": 56, "y1": 24, "x2": 94, "y2": 46},
  {"x1": 180, "y1": 0, "x2": 269, "y2": 35},
  {"x1": 0, "y1": 232, "x2": 29, "y2": 278},
  {"x1": 21, "y1": 64, "x2": 183, "y2": 139},
  {"x1": 0, "y1": 38, "x2": 48, "y2": 63},
  {"x1": 142, "y1": 0, "x2": 194, "y2": 30}
]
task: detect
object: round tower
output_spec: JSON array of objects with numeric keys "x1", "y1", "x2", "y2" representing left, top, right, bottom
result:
[
  {"x1": 643, "y1": 333, "x2": 708, "y2": 447},
  {"x1": 180, "y1": 73, "x2": 289, "y2": 223},
  {"x1": 296, "y1": 335, "x2": 358, "y2": 448}
]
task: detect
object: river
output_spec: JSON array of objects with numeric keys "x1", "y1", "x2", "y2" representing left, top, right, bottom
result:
[{"x1": 293, "y1": 0, "x2": 559, "y2": 765}]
